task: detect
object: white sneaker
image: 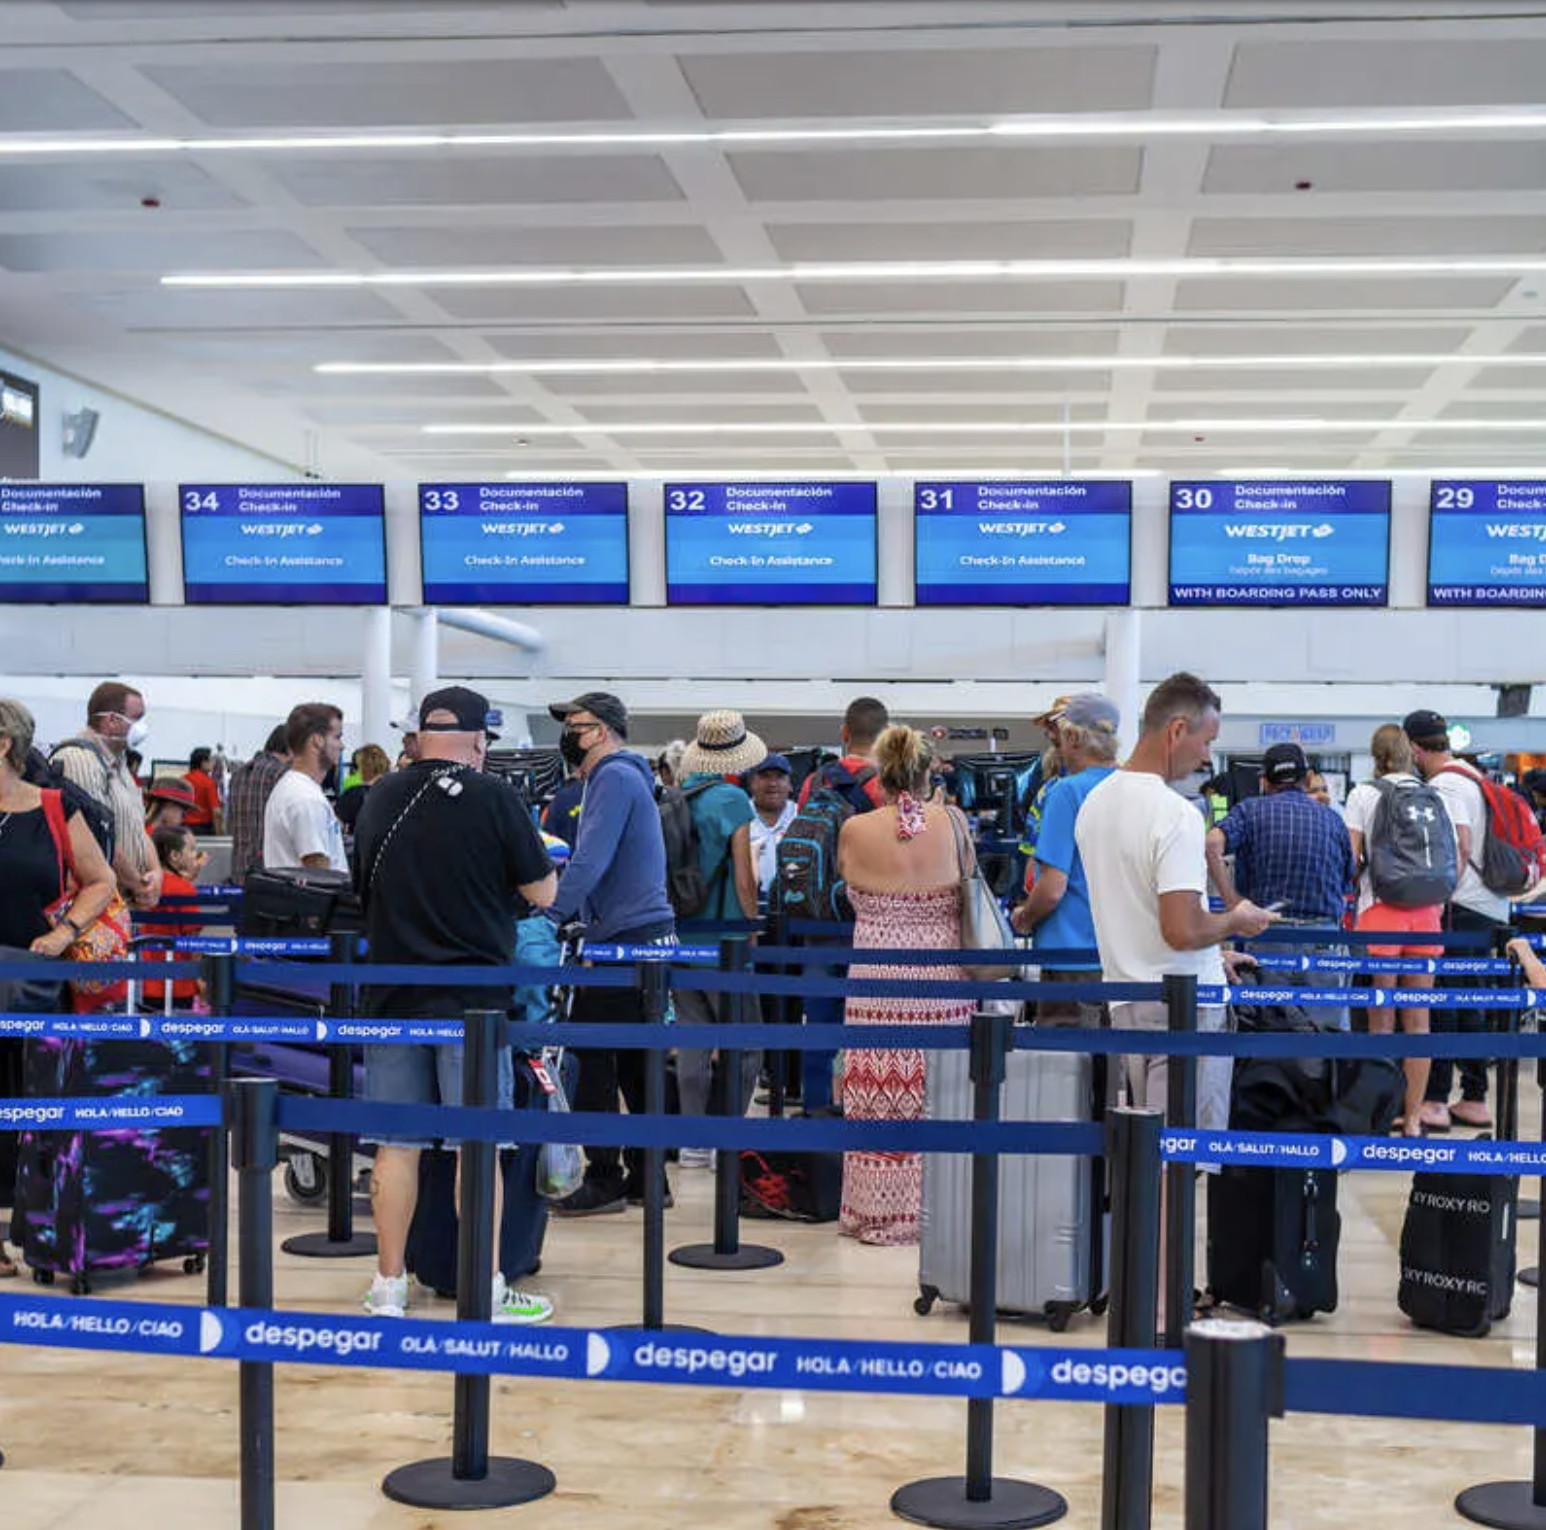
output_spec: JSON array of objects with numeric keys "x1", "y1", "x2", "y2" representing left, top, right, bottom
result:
[
  {"x1": 364, "y1": 1271, "x2": 409, "y2": 1318},
  {"x1": 678, "y1": 1148, "x2": 714, "y2": 1170},
  {"x1": 493, "y1": 1274, "x2": 554, "y2": 1326}
]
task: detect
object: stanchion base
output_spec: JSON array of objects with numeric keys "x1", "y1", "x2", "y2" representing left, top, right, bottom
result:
[
  {"x1": 281, "y1": 1230, "x2": 378, "y2": 1260},
  {"x1": 1520, "y1": 1198, "x2": 1539, "y2": 1222},
  {"x1": 606, "y1": 1322, "x2": 716, "y2": 1335},
  {"x1": 668, "y1": 1243, "x2": 784, "y2": 1271},
  {"x1": 382, "y1": 1456, "x2": 555, "y2": 1510},
  {"x1": 1520, "y1": 1267, "x2": 1539, "y2": 1289},
  {"x1": 1456, "y1": 1481, "x2": 1546, "y2": 1528},
  {"x1": 890, "y1": 1476, "x2": 1067, "y2": 1529}
]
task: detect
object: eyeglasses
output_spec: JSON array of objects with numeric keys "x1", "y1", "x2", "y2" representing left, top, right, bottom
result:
[{"x1": 566, "y1": 719, "x2": 603, "y2": 738}]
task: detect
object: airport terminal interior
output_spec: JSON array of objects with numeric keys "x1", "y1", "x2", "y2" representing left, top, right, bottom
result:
[{"x1": 7, "y1": 1, "x2": 1546, "y2": 1526}]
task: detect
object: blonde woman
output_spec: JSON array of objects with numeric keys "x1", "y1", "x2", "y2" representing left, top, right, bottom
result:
[{"x1": 835, "y1": 725, "x2": 973, "y2": 1245}]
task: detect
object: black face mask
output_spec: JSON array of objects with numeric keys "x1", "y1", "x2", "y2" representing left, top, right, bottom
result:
[{"x1": 559, "y1": 731, "x2": 588, "y2": 769}]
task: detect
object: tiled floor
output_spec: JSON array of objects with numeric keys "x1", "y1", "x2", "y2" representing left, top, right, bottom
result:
[{"x1": 1, "y1": 1109, "x2": 1542, "y2": 1529}]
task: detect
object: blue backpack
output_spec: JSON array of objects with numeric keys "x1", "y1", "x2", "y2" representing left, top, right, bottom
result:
[{"x1": 775, "y1": 764, "x2": 877, "y2": 922}]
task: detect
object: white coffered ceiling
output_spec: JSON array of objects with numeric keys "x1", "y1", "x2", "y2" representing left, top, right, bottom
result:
[{"x1": 3, "y1": 0, "x2": 1546, "y2": 478}]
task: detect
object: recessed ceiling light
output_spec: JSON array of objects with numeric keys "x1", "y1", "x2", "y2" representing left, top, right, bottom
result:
[{"x1": 164, "y1": 255, "x2": 1546, "y2": 289}]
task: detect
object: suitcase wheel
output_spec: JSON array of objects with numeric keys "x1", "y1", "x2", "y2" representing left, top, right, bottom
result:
[
  {"x1": 32, "y1": 1268, "x2": 53, "y2": 1287},
  {"x1": 914, "y1": 1285, "x2": 939, "y2": 1317},
  {"x1": 284, "y1": 1155, "x2": 328, "y2": 1206},
  {"x1": 70, "y1": 1273, "x2": 91, "y2": 1297},
  {"x1": 1089, "y1": 1294, "x2": 1110, "y2": 1318},
  {"x1": 183, "y1": 1255, "x2": 206, "y2": 1276},
  {"x1": 1045, "y1": 1303, "x2": 1073, "y2": 1334}
]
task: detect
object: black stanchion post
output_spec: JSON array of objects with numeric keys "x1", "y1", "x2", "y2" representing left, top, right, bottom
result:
[
  {"x1": 203, "y1": 950, "x2": 235, "y2": 1308},
  {"x1": 1183, "y1": 1318, "x2": 1284, "y2": 1530},
  {"x1": 764, "y1": 902, "x2": 788, "y2": 1119},
  {"x1": 382, "y1": 1010, "x2": 556, "y2": 1511},
  {"x1": 670, "y1": 937, "x2": 782, "y2": 1273},
  {"x1": 891, "y1": 1011, "x2": 1067, "y2": 1530},
  {"x1": 1101, "y1": 1107, "x2": 1164, "y2": 1530},
  {"x1": 1163, "y1": 972, "x2": 1199, "y2": 1349},
  {"x1": 231, "y1": 1076, "x2": 278, "y2": 1530},
  {"x1": 283, "y1": 931, "x2": 376, "y2": 1259},
  {"x1": 1506, "y1": 922, "x2": 1541, "y2": 1228}
]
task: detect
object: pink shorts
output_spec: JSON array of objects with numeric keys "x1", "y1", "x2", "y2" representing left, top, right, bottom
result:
[{"x1": 1357, "y1": 901, "x2": 1443, "y2": 958}]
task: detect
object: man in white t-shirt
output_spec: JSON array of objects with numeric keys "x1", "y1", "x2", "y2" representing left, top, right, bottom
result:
[
  {"x1": 1076, "y1": 672, "x2": 1274, "y2": 1132},
  {"x1": 262, "y1": 701, "x2": 348, "y2": 873},
  {"x1": 1403, "y1": 708, "x2": 1507, "y2": 1131}
]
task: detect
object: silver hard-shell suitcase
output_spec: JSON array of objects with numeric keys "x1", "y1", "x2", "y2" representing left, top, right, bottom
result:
[{"x1": 916, "y1": 1047, "x2": 1106, "y2": 1331}]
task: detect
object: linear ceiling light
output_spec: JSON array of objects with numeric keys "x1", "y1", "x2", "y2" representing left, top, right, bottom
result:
[
  {"x1": 421, "y1": 418, "x2": 1546, "y2": 437},
  {"x1": 165, "y1": 256, "x2": 1546, "y2": 289},
  {"x1": 5, "y1": 110, "x2": 1546, "y2": 158},
  {"x1": 316, "y1": 352, "x2": 1546, "y2": 377}
]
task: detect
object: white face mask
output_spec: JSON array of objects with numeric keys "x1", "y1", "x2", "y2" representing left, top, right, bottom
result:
[{"x1": 126, "y1": 718, "x2": 150, "y2": 750}]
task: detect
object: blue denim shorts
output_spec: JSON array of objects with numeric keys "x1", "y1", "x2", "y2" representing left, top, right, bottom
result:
[{"x1": 362, "y1": 1042, "x2": 515, "y2": 1149}]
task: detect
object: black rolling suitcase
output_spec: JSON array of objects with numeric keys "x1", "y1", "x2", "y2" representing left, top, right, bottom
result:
[
  {"x1": 403, "y1": 1051, "x2": 571, "y2": 1297},
  {"x1": 1398, "y1": 1168, "x2": 1516, "y2": 1337},
  {"x1": 239, "y1": 866, "x2": 362, "y2": 937},
  {"x1": 1207, "y1": 1166, "x2": 1340, "y2": 1322}
]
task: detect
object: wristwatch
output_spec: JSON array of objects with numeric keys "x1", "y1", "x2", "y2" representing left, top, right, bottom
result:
[{"x1": 61, "y1": 916, "x2": 84, "y2": 938}]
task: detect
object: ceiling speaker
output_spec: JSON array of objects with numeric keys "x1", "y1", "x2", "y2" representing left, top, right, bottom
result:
[
  {"x1": 61, "y1": 407, "x2": 99, "y2": 459},
  {"x1": 1497, "y1": 684, "x2": 1532, "y2": 718}
]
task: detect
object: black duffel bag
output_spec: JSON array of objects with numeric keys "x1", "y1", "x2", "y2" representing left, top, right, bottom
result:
[{"x1": 238, "y1": 867, "x2": 362, "y2": 937}]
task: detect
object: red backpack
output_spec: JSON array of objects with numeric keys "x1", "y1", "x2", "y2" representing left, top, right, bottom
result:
[{"x1": 1439, "y1": 763, "x2": 1546, "y2": 896}]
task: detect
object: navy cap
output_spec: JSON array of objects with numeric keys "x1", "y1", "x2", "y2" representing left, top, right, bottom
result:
[{"x1": 751, "y1": 751, "x2": 791, "y2": 776}]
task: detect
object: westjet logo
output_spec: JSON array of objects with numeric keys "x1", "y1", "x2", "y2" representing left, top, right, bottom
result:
[
  {"x1": 977, "y1": 521, "x2": 1066, "y2": 536},
  {"x1": 238, "y1": 522, "x2": 324, "y2": 539},
  {"x1": 2, "y1": 522, "x2": 84, "y2": 538},
  {"x1": 1222, "y1": 523, "x2": 1335, "y2": 541},
  {"x1": 480, "y1": 522, "x2": 565, "y2": 537},
  {"x1": 727, "y1": 522, "x2": 814, "y2": 537},
  {"x1": 1484, "y1": 523, "x2": 1546, "y2": 541}
]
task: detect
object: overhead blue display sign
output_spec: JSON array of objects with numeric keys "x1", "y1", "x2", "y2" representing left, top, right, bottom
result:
[
  {"x1": 1168, "y1": 480, "x2": 1390, "y2": 606},
  {"x1": 419, "y1": 482, "x2": 630, "y2": 605},
  {"x1": 180, "y1": 483, "x2": 387, "y2": 605},
  {"x1": 0, "y1": 483, "x2": 148, "y2": 604},
  {"x1": 1428, "y1": 480, "x2": 1546, "y2": 607},
  {"x1": 664, "y1": 482, "x2": 877, "y2": 605},
  {"x1": 913, "y1": 480, "x2": 1131, "y2": 605}
]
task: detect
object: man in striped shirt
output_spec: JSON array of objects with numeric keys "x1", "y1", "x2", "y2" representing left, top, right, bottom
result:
[
  {"x1": 228, "y1": 724, "x2": 291, "y2": 884},
  {"x1": 1205, "y1": 742, "x2": 1357, "y2": 1029}
]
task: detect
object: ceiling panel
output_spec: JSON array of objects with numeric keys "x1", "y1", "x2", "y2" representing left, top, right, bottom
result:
[
  {"x1": 794, "y1": 280, "x2": 1126, "y2": 317},
  {"x1": 151, "y1": 332, "x2": 464, "y2": 365},
  {"x1": 143, "y1": 59, "x2": 632, "y2": 127},
  {"x1": 344, "y1": 224, "x2": 724, "y2": 268},
  {"x1": 485, "y1": 331, "x2": 784, "y2": 360},
  {"x1": 839, "y1": 368, "x2": 1114, "y2": 393},
  {"x1": 1469, "y1": 365, "x2": 1546, "y2": 389},
  {"x1": 0, "y1": 229, "x2": 326, "y2": 274},
  {"x1": 1439, "y1": 399, "x2": 1546, "y2": 420},
  {"x1": 1143, "y1": 431, "x2": 1378, "y2": 450},
  {"x1": 268, "y1": 155, "x2": 684, "y2": 208},
  {"x1": 678, "y1": 44, "x2": 1156, "y2": 118},
  {"x1": 728, "y1": 146, "x2": 1141, "y2": 203},
  {"x1": 78, "y1": 286, "x2": 406, "y2": 328},
  {"x1": 581, "y1": 401, "x2": 825, "y2": 424},
  {"x1": 1225, "y1": 38, "x2": 1546, "y2": 109},
  {"x1": 825, "y1": 329, "x2": 1120, "y2": 358},
  {"x1": 1204, "y1": 142, "x2": 1546, "y2": 196},
  {"x1": 57, "y1": 0, "x2": 552, "y2": 15},
  {"x1": 0, "y1": 161, "x2": 246, "y2": 213},
  {"x1": 765, "y1": 219, "x2": 1133, "y2": 262},
  {"x1": 426, "y1": 285, "x2": 756, "y2": 321},
  {"x1": 541, "y1": 371, "x2": 813, "y2": 396},
  {"x1": 1151, "y1": 365, "x2": 1436, "y2": 392},
  {"x1": 1173, "y1": 277, "x2": 1517, "y2": 312},
  {"x1": 1186, "y1": 216, "x2": 1546, "y2": 259},
  {"x1": 1161, "y1": 324, "x2": 1474, "y2": 357},
  {"x1": 1508, "y1": 328, "x2": 1546, "y2": 353},
  {"x1": 305, "y1": 400, "x2": 547, "y2": 425},
  {"x1": 632, "y1": 429, "x2": 837, "y2": 448},
  {"x1": 856, "y1": 402, "x2": 1106, "y2": 424},
  {"x1": 292, "y1": 373, "x2": 516, "y2": 398},
  {"x1": 0, "y1": 68, "x2": 134, "y2": 130}
]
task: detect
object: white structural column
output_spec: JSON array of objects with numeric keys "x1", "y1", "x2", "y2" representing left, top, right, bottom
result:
[
  {"x1": 408, "y1": 607, "x2": 439, "y2": 713},
  {"x1": 1104, "y1": 609, "x2": 1142, "y2": 757},
  {"x1": 362, "y1": 606, "x2": 393, "y2": 748}
]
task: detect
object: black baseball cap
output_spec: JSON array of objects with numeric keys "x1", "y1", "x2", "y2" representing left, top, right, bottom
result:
[
  {"x1": 1402, "y1": 709, "x2": 1450, "y2": 746},
  {"x1": 1262, "y1": 742, "x2": 1309, "y2": 785},
  {"x1": 419, "y1": 685, "x2": 501, "y2": 740},
  {"x1": 549, "y1": 691, "x2": 628, "y2": 738}
]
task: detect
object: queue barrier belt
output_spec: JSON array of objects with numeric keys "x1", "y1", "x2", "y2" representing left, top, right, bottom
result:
[{"x1": 4, "y1": 1292, "x2": 1546, "y2": 1428}]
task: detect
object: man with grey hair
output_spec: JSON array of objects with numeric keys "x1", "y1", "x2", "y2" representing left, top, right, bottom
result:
[{"x1": 1012, "y1": 693, "x2": 1122, "y2": 1026}]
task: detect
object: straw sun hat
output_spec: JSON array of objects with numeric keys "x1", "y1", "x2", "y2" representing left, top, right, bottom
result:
[{"x1": 677, "y1": 709, "x2": 769, "y2": 778}]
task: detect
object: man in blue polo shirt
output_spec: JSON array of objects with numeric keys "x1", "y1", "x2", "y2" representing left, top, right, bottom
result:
[
  {"x1": 1012, "y1": 693, "x2": 1121, "y2": 1025},
  {"x1": 1205, "y1": 741, "x2": 1357, "y2": 1029}
]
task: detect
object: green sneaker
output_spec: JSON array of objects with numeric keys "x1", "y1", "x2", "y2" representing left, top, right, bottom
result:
[{"x1": 493, "y1": 1275, "x2": 554, "y2": 1326}]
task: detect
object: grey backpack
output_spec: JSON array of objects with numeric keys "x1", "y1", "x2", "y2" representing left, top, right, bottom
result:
[{"x1": 1367, "y1": 777, "x2": 1459, "y2": 910}]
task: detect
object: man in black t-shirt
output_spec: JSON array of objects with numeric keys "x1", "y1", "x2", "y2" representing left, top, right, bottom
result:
[{"x1": 354, "y1": 686, "x2": 556, "y2": 1325}]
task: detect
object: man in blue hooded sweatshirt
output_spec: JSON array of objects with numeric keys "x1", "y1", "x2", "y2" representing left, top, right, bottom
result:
[{"x1": 546, "y1": 691, "x2": 677, "y2": 1215}]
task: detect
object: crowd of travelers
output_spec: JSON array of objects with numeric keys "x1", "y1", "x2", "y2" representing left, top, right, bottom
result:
[{"x1": 0, "y1": 672, "x2": 1539, "y2": 1317}]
